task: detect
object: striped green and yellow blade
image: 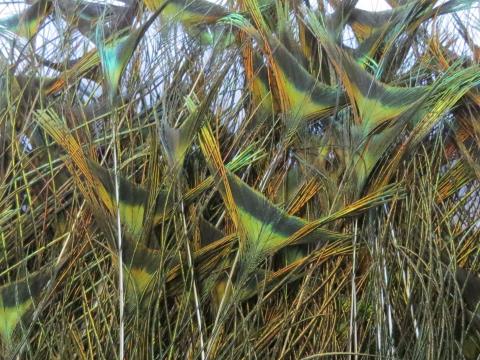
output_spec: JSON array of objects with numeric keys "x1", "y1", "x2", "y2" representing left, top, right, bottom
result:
[
  {"x1": 37, "y1": 109, "x2": 263, "y2": 241},
  {"x1": 43, "y1": 1, "x2": 229, "y2": 96},
  {"x1": 120, "y1": 230, "x2": 234, "y2": 307},
  {"x1": 349, "y1": 0, "x2": 478, "y2": 42},
  {"x1": 43, "y1": 1, "x2": 135, "y2": 94},
  {"x1": 118, "y1": 234, "x2": 162, "y2": 307},
  {"x1": 199, "y1": 125, "x2": 345, "y2": 258},
  {"x1": 35, "y1": 109, "x2": 172, "y2": 237},
  {"x1": 88, "y1": 161, "x2": 175, "y2": 239},
  {"x1": 161, "y1": 56, "x2": 235, "y2": 172},
  {"x1": 96, "y1": 29, "x2": 135, "y2": 99},
  {"x1": 268, "y1": 36, "x2": 346, "y2": 124},
  {"x1": 348, "y1": 7, "x2": 400, "y2": 42},
  {"x1": 142, "y1": 0, "x2": 236, "y2": 48},
  {"x1": 143, "y1": 0, "x2": 228, "y2": 26},
  {"x1": 249, "y1": 52, "x2": 274, "y2": 117},
  {"x1": 96, "y1": 3, "x2": 169, "y2": 99},
  {"x1": 0, "y1": 0, "x2": 51, "y2": 39},
  {"x1": 245, "y1": 36, "x2": 346, "y2": 129},
  {"x1": 0, "y1": 269, "x2": 52, "y2": 344},
  {"x1": 160, "y1": 119, "x2": 196, "y2": 170},
  {"x1": 198, "y1": 217, "x2": 224, "y2": 247},
  {"x1": 222, "y1": 171, "x2": 345, "y2": 254},
  {"x1": 306, "y1": 11, "x2": 428, "y2": 132},
  {"x1": 229, "y1": 13, "x2": 345, "y2": 125},
  {"x1": 350, "y1": 0, "x2": 477, "y2": 61},
  {"x1": 159, "y1": 65, "x2": 228, "y2": 171},
  {"x1": 58, "y1": 0, "x2": 136, "y2": 42},
  {"x1": 370, "y1": 65, "x2": 480, "y2": 190}
]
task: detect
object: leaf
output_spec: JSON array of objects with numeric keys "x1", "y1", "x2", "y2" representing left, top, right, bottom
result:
[
  {"x1": 184, "y1": 143, "x2": 265, "y2": 202},
  {"x1": 118, "y1": 234, "x2": 162, "y2": 307},
  {"x1": 249, "y1": 52, "x2": 274, "y2": 117},
  {"x1": 159, "y1": 60, "x2": 230, "y2": 171},
  {"x1": 58, "y1": 0, "x2": 136, "y2": 42},
  {"x1": 198, "y1": 217, "x2": 224, "y2": 247},
  {"x1": 143, "y1": 0, "x2": 228, "y2": 26},
  {"x1": 0, "y1": 0, "x2": 51, "y2": 39},
  {"x1": 350, "y1": 0, "x2": 477, "y2": 61},
  {"x1": 0, "y1": 268, "x2": 52, "y2": 344},
  {"x1": 120, "y1": 231, "x2": 236, "y2": 306},
  {"x1": 267, "y1": 36, "x2": 346, "y2": 124},
  {"x1": 96, "y1": 2, "x2": 170, "y2": 99},
  {"x1": 233, "y1": 13, "x2": 346, "y2": 125},
  {"x1": 371, "y1": 64, "x2": 480, "y2": 190},
  {"x1": 199, "y1": 125, "x2": 346, "y2": 259},
  {"x1": 223, "y1": 171, "x2": 346, "y2": 254},
  {"x1": 305, "y1": 10, "x2": 428, "y2": 131},
  {"x1": 88, "y1": 161, "x2": 175, "y2": 238}
]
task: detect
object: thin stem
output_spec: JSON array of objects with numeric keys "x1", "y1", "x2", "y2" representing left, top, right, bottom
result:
[
  {"x1": 180, "y1": 200, "x2": 206, "y2": 360},
  {"x1": 349, "y1": 219, "x2": 358, "y2": 360},
  {"x1": 112, "y1": 115, "x2": 125, "y2": 360}
]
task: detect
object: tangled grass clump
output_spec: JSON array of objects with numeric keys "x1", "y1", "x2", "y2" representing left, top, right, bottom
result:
[{"x1": 0, "y1": 0, "x2": 480, "y2": 358}]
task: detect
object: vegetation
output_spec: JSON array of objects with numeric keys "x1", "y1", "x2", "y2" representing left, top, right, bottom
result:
[{"x1": 0, "y1": 0, "x2": 480, "y2": 358}]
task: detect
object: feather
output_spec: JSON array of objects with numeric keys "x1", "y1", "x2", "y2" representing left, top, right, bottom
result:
[
  {"x1": 96, "y1": 2, "x2": 170, "y2": 99},
  {"x1": 144, "y1": 0, "x2": 228, "y2": 26},
  {"x1": 0, "y1": 0, "x2": 51, "y2": 39},
  {"x1": 0, "y1": 268, "x2": 53, "y2": 344}
]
